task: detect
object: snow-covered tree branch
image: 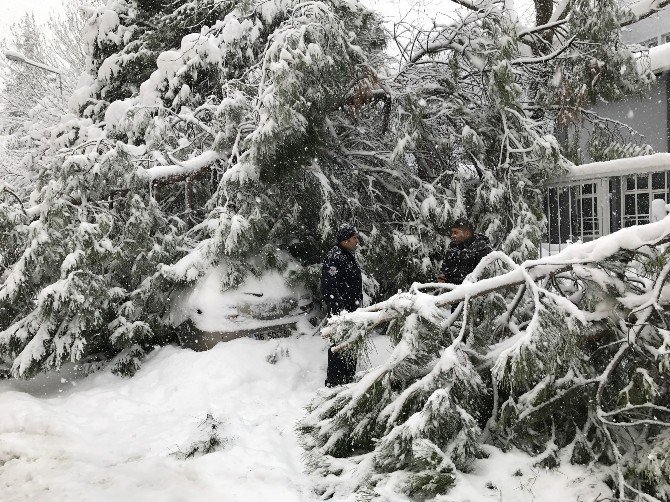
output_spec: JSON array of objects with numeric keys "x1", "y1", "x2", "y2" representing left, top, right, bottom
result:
[
  {"x1": 301, "y1": 216, "x2": 670, "y2": 501},
  {"x1": 0, "y1": 0, "x2": 658, "y2": 404}
]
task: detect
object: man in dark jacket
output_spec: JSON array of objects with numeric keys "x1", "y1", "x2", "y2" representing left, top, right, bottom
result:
[
  {"x1": 437, "y1": 218, "x2": 492, "y2": 285},
  {"x1": 321, "y1": 224, "x2": 363, "y2": 387}
]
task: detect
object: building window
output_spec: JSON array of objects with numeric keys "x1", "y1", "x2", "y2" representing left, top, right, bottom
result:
[
  {"x1": 545, "y1": 183, "x2": 600, "y2": 245},
  {"x1": 576, "y1": 183, "x2": 599, "y2": 240},
  {"x1": 622, "y1": 172, "x2": 669, "y2": 227}
]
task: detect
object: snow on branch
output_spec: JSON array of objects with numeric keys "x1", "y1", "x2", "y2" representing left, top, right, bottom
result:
[
  {"x1": 305, "y1": 215, "x2": 670, "y2": 501},
  {"x1": 518, "y1": 19, "x2": 568, "y2": 38},
  {"x1": 325, "y1": 214, "x2": 670, "y2": 351},
  {"x1": 141, "y1": 150, "x2": 222, "y2": 185},
  {"x1": 398, "y1": 8, "x2": 491, "y2": 66},
  {"x1": 511, "y1": 36, "x2": 576, "y2": 65},
  {"x1": 447, "y1": 0, "x2": 493, "y2": 12}
]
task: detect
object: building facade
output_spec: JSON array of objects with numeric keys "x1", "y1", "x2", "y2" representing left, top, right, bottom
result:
[
  {"x1": 544, "y1": 154, "x2": 670, "y2": 253},
  {"x1": 565, "y1": 5, "x2": 670, "y2": 159},
  {"x1": 543, "y1": 6, "x2": 670, "y2": 252}
]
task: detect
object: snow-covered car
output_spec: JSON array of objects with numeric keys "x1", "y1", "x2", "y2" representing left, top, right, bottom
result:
[{"x1": 170, "y1": 268, "x2": 313, "y2": 351}]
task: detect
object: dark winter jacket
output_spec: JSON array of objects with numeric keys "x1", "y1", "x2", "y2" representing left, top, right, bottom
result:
[
  {"x1": 440, "y1": 233, "x2": 493, "y2": 285},
  {"x1": 320, "y1": 245, "x2": 363, "y2": 315}
]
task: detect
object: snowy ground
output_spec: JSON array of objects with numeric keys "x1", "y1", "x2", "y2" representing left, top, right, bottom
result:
[
  {"x1": 0, "y1": 335, "x2": 326, "y2": 501},
  {"x1": 0, "y1": 333, "x2": 611, "y2": 501},
  {"x1": 436, "y1": 448, "x2": 611, "y2": 502}
]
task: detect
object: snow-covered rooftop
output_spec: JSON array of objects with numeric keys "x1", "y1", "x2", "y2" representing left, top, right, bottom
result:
[{"x1": 552, "y1": 152, "x2": 670, "y2": 183}]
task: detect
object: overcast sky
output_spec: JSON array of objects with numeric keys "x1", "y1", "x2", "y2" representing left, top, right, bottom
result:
[
  {"x1": 0, "y1": 0, "x2": 538, "y2": 50},
  {"x1": 0, "y1": 0, "x2": 66, "y2": 40}
]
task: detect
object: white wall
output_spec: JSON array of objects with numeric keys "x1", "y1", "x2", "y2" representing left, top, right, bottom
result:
[{"x1": 590, "y1": 75, "x2": 669, "y2": 153}]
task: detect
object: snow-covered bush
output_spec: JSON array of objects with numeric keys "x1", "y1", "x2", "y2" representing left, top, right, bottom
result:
[
  {"x1": 172, "y1": 413, "x2": 230, "y2": 460},
  {"x1": 301, "y1": 217, "x2": 670, "y2": 501}
]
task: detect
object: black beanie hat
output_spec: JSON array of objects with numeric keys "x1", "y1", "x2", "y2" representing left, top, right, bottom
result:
[
  {"x1": 337, "y1": 224, "x2": 358, "y2": 243},
  {"x1": 451, "y1": 218, "x2": 474, "y2": 232}
]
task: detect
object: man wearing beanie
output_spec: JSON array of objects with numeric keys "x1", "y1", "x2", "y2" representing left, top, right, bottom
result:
[
  {"x1": 320, "y1": 223, "x2": 363, "y2": 387},
  {"x1": 437, "y1": 218, "x2": 492, "y2": 285}
]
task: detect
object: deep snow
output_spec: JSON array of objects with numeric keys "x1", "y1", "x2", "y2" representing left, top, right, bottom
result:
[
  {"x1": 0, "y1": 332, "x2": 611, "y2": 501},
  {"x1": 0, "y1": 336, "x2": 326, "y2": 501}
]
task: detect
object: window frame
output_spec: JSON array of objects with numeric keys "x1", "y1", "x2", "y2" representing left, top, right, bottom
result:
[
  {"x1": 575, "y1": 182, "x2": 600, "y2": 241},
  {"x1": 621, "y1": 172, "x2": 669, "y2": 227},
  {"x1": 545, "y1": 182, "x2": 601, "y2": 247}
]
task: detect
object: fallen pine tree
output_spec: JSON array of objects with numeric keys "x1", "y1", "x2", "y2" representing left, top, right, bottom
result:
[{"x1": 301, "y1": 216, "x2": 670, "y2": 502}]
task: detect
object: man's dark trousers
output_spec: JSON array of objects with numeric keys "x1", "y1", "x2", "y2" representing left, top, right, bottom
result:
[
  {"x1": 321, "y1": 244, "x2": 363, "y2": 387},
  {"x1": 326, "y1": 345, "x2": 357, "y2": 387}
]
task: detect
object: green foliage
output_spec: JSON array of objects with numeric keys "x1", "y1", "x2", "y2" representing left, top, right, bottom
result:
[
  {"x1": 588, "y1": 122, "x2": 654, "y2": 162},
  {"x1": 302, "y1": 235, "x2": 670, "y2": 500},
  {"x1": 0, "y1": 144, "x2": 184, "y2": 377},
  {"x1": 632, "y1": 431, "x2": 670, "y2": 501},
  {"x1": 302, "y1": 298, "x2": 487, "y2": 498}
]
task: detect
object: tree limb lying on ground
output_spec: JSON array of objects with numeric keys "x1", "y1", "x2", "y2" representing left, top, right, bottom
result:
[{"x1": 302, "y1": 216, "x2": 670, "y2": 502}]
